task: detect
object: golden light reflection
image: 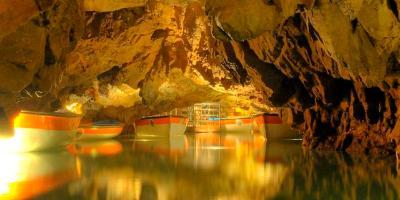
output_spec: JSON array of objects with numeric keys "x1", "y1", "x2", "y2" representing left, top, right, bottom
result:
[
  {"x1": 0, "y1": 152, "x2": 77, "y2": 199},
  {"x1": 130, "y1": 133, "x2": 288, "y2": 199},
  {"x1": 65, "y1": 102, "x2": 83, "y2": 114}
]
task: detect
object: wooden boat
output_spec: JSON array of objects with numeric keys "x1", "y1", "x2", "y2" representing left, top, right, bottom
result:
[
  {"x1": 9, "y1": 110, "x2": 81, "y2": 152},
  {"x1": 78, "y1": 121, "x2": 123, "y2": 140},
  {"x1": 254, "y1": 113, "x2": 299, "y2": 139},
  {"x1": 135, "y1": 116, "x2": 188, "y2": 137},
  {"x1": 220, "y1": 117, "x2": 253, "y2": 133}
]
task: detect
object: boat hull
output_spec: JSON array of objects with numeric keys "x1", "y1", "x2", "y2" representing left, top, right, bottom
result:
[
  {"x1": 78, "y1": 126, "x2": 123, "y2": 140},
  {"x1": 190, "y1": 121, "x2": 221, "y2": 133},
  {"x1": 9, "y1": 128, "x2": 77, "y2": 152},
  {"x1": 135, "y1": 116, "x2": 188, "y2": 137},
  {"x1": 9, "y1": 111, "x2": 81, "y2": 152},
  {"x1": 254, "y1": 114, "x2": 299, "y2": 139},
  {"x1": 220, "y1": 118, "x2": 253, "y2": 134}
]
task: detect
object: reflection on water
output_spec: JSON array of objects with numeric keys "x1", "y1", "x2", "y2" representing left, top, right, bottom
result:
[{"x1": 0, "y1": 133, "x2": 399, "y2": 199}]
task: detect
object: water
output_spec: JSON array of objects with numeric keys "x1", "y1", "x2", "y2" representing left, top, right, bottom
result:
[{"x1": 0, "y1": 133, "x2": 398, "y2": 200}]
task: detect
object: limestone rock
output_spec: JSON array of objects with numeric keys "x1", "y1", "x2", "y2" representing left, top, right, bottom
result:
[{"x1": 1, "y1": 0, "x2": 400, "y2": 154}]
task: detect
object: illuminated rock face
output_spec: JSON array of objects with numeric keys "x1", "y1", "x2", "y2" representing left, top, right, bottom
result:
[
  {"x1": 1, "y1": 0, "x2": 400, "y2": 153},
  {"x1": 0, "y1": 0, "x2": 84, "y2": 113},
  {"x1": 205, "y1": 0, "x2": 400, "y2": 153}
]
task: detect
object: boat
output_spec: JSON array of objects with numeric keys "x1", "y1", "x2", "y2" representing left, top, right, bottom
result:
[
  {"x1": 78, "y1": 120, "x2": 123, "y2": 140},
  {"x1": 220, "y1": 117, "x2": 253, "y2": 133},
  {"x1": 254, "y1": 113, "x2": 299, "y2": 139},
  {"x1": 9, "y1": 110, "x2": 81, "y2": 152},
  {"x1": 135, "y1": 116, "x2": 188, "y2": 137},
  {"x1": 189, "y1": 117, "x2": 253, "y2": 134}
]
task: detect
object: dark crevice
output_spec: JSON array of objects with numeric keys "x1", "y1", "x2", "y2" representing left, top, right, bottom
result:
[
  {"x1": 69, "y1": 28, "x2": 75, "y2": 43},
  {"x1": 222, "y1": 42, "x2": 248, "y2": 84},
  {"x1": 353, "y1": 95, "x2": 366, "y2": 121},
  {"x1": 341, "y1": 134, "x2": 354, "y2": 151},
  {"x1": 151, "y1": 29, "x2": 168, "y2": 40},
  {"x1": 296, "y1": 35, "x2": 312, "y2": 57},
  {"x1": 387, "y1": 0, "x2": 399, "y2": 19},
  {"x1": 292, "y1": 13, "x2": 302, "y2": 29},
  {"x1": 309, "y1": 24, "x2": 321, "y2": 41},
  {"x1": 272, "y1": 36, "x2": 284, "y2": 58},
  {"x1": 97, "y1": 66, "x2": 122, "y2": 85},
  {"x1": 314, "y1": 0, "x2": 321, "y2": 7},
  {"x1": 50, "y1": 100, "x2": 62, "y2": 111},
  {"x1": 319, "y1": 73, "x2": 353, "y2": 107},
  {"x1": 351, "y1": 18, "x2": 358, "y2": 33},
  {"x1": 389, "y1": 95, "x2": 397, "y2": 128},
  {"x1": 44, "y1": 36, "x2": 56, "y2": 65},
  {"x1": 365, "y1": 87, "x2": 386, "y2": 124},
  {"x1": 315, "y1": 120, "x2": 337, "y2": 138},
  {"x1": 263, "y1": 0, "x2": 274, "y2": 5},
  {"x1": 387, "y1": 53, "x2": 400, "y2": 74},
  {"x1": 240, "y1": 41, "x2": 296, "y2": 106},
  {"x1": 294, "y1": 79, "x2": 314, "y2": 108}
]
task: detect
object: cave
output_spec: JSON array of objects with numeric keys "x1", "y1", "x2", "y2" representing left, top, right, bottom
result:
[{"x1": 1, "y1": 0, "x2": 400, "y2": 199}]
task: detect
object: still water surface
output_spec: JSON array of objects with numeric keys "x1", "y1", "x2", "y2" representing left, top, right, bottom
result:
[{"x1": 0, "y1": 133, "x2": 398, "y2": 200}]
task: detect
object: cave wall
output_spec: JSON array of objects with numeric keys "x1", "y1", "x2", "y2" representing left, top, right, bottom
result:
[
  {"x1": 1, "y1": 0, "x2": 400, "y2": 153},
  {"x1": 206, "y1": 0, "x2": 400, "y2": 153}
]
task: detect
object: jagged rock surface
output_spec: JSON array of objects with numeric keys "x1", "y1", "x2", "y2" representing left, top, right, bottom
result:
[{"x1": 1, "y1": 0, "x2": 400, "y2": 153}]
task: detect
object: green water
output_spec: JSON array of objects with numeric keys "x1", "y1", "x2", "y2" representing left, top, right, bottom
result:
[{"x1": 0, "y1": 133, "x2": 398, "y2": 200}]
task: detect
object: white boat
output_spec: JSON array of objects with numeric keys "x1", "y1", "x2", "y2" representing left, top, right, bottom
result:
[
  {"x1": 254, "y1": 113, "x2": 299, "y2": 139},
  {"x1": 5, "y1": 110, "x2": 81, "y2": 152},
  {"x1": 134, "y1": 116, "x2": 188, "y2": 137}
]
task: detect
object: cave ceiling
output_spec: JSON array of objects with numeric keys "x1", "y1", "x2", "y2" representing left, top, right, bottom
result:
[{"x1": 1, "y1": 0, "x2": 400, "y2": 152}]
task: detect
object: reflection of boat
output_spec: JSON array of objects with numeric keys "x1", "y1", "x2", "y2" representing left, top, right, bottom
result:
[
  {"x1": 135, "y1": 116, "x2": 188, "y2": 137},
  {"x1": 0, "y1": 151, "x2": 77, "y2": 199},
  {"x1": 6, "y1": 110, "x2": 81, "y2": 152},
  {"x1": 78, "y1": 121, "x2": 123, "y2": 140},
  {"x1": 134, "y1": 134, "x2": 189, "y2": 157},
  {"x1": 67, "y1": 140, "x2": 123, "y2": 156},
  {"x1": 254, "y1": 113, "x2": 299, "y2": 139}
]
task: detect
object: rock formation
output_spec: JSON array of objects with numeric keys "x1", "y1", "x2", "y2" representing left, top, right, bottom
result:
[{"x1": 1, "y1": 0, "x2": 400, "y2": 153}]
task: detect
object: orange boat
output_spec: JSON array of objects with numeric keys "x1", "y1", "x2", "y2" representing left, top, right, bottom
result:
[
  {"x1": 254, "y1": 113, "x2": 299, "y2": 139},
  {"x1": 135, "y1": 116, "x2": 188, "y2": 137},
  {"x1": 8, "y1": 110, "x2": 81, "y2": 152},
  {"x1": 78, "y1": 121, "x2": 123, "y2": 140}
]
